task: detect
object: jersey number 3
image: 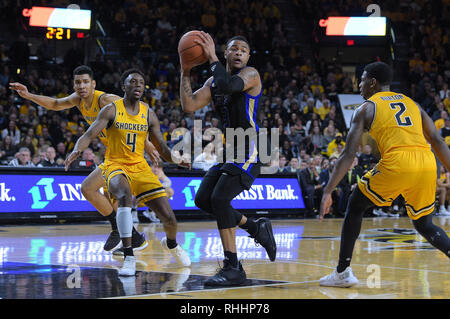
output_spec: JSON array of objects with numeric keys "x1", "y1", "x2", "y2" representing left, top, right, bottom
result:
[
  {"x1": 126, "y1": 133, "x2": 137, "y2": 152},
  {"x1": 390, "y1": 102, "x2": 412, "y2": 126}
]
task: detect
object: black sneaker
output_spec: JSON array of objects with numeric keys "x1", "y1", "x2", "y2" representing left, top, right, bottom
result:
[
  {"x1": 104, "y1": 230, "x2": 121, "y2": 251},
  {"x1": 250, "y1": 218, "x2": 277, "y2": 262},
  {"x1": 112, "y1": 232, "x2": 148, "y2": 256},
  {"x1": 204, "y1": 261, "x2": 246, "y2": 287}
]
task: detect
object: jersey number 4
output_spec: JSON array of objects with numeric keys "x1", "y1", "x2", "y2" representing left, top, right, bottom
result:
[
  {"x1": 126, "y1": 133, "x2": 137, "y2": 152},
  {"x1": 390, "y1": 102, "x2": 412, "y2": 126}
]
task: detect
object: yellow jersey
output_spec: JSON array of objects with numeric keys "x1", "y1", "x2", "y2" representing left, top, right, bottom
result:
[
  {"x1": 104, "y1": 98, "x2": 149, "y2": 166},
  {"x1": 79, "y1": 90, "x2": 108, "y2": 146},
  {"x1": 367, "y1": 91, "x2": 430, "y2": 158}
]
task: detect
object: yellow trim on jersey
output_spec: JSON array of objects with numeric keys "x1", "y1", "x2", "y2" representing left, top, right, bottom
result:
[{"x1": 242, "y1": 144, "x2": 258, "y2": 170}]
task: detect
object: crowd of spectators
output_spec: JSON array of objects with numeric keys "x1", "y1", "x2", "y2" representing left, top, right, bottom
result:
[{"x1": 0, "y1": 0, "x2": 448, "y2": 217}]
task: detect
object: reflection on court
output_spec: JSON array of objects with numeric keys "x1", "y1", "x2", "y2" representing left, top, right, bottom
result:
[{"x1": 0, "y1": 218, "x2": 448, "y2": 299}]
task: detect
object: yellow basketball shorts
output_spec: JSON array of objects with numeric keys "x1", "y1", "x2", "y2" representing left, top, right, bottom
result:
[
  {"x1": 100, "y1": 160, "x2": 166, "y2": 206},
  {"x1": 358, "y1": 149, "x2": 437, "y2": 220}
]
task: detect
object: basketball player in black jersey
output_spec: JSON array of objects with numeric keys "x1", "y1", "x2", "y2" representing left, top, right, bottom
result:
[{"x1": 180, "y1": 32, "x2": 277, "y2": 286}]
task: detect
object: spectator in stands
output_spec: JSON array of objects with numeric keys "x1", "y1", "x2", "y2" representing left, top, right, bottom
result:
[
  {"x1": 436, "y1": 166, "x2": 450, "y2": 216},
  {"x1": 434, "y1": 110, "x2": 448, "y2": 131},
  {"x1": 358, "y1": 144, "x2": 378, "y2": 173},
  {"x1": 8, "y1": 147, "x2": 34, "y2": 167},
  {"x1": 37, "y1": 146, "x2": 58, "y2": 167},
  {"x1": 0, "y1": 135, "x2": 16, "y2": 163},
  {"x1": 283, "y1": 157, "x2": 300, "y2": 174},
  {"x1": 193, "y1": 142, "x2": 217, "y2": 171},
  {"x1": 440, "y1": 118, "x2": 450, "y2": 144},
  {"x1": 2, "y1": 120, "x2": 20, "y2": 145},
  {"x1": 326, "y1": 132, "x2": 345, "y2": 158},
  {"x1": 276, "y1": 154, "x2": 288, "y2": 173},
  {"x1": 310, "y1": 125, "x2": 327, "y2": 154},
  {"x1": 17, "y1": 135, "x2": 36, "y2": 157},
  {"x1": 335, "y1": 157, "x2": 363, "y2": 216},
  {"x1": 299, "y1": 158, "x2": 322, "y2": 216},
  {"x1": 55, "y1": 142, "x2": 67, "y2": 160}
]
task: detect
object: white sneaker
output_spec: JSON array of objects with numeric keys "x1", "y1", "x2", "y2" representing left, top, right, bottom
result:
[
  {"x1": 373, "y1": 208, "x2": 388, "y2": 217},
  {"x1": 387, "y1": 212, "x2": 399, "y2": 218},
  {"x1": 118, "y1": 255, "x2": 136, "y2": 276},
  {"x1": 144, "y1": 210, "x2": 161, "y2": 223},
  {"x1": 439, "y1": 206, "x2": 450, "y2": 216},
  {"x1": 319, "y1": 267, "x2": 359, "y2": 288},
  {"x1": 161, "y1": 237, "x2": 191, "y2": 267}
]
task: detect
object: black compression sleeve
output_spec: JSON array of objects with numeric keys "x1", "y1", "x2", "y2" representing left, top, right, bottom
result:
[{"x1": 210, "y1": 61, "x2": 244, "y2": 94}]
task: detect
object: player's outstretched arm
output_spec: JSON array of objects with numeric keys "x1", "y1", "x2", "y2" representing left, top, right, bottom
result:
[
  {"x1": 147, "y1": 109, "x2": 190, "y2": 168},
  {"x1": 9, "y1": 82, "x2": 80, "y2": 111},
  {"x1": 319, "y1": 102, "x2": 372, "y2": 221},
  {"x1": 65, "y1": 103, "x2": 115, "y2": 170},
  {"x1": 420, "y1": 106, "x2": 450, "y2": 171}
]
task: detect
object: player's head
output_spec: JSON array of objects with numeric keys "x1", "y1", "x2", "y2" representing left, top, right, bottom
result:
[
  {"x1": 73, "y1": 65, "x2": 96, "y2": 99},
  {"x1": 225, "y1": 36, "x2": 251, "y2": 71},
  {"x1": 120, "y1": 68, "x2": 145, "y2": 100},
  {"x1": 359, "y1": 62, "x2": 393, "y2": 99}
]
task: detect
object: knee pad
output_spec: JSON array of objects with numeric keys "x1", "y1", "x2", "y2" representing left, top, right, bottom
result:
[
  {"x1": 210, "y1": 192, "x2": 237, "y2": 229},
  {"x1": 194, "y1": 189, "x2": 214, "y2": 215}
]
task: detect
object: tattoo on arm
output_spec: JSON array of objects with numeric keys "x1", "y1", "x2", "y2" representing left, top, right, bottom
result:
[{"x1": 181, "y1": 76, "x2": 194, "y2": 99}]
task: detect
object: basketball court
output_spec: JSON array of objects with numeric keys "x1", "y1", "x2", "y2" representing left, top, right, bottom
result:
[{"x1": 1, "y1": 217, "x2": 448, "y2": 299}]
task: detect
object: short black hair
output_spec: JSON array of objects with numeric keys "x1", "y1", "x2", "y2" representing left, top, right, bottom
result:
[
  {"x1": 364, "y1": 62, "x2": 393, "y2": 86},
  {"x1": 120, "y1": 68, "x2": 145, "y2": 86},
  {"x1": 73, "y1": 65, "x2": 94, "y2": 79},
  {"x1": 226, "y1": 35, "x2": 250, "y2": 49}
]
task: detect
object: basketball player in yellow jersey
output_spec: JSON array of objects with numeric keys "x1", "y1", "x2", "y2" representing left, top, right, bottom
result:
[
  {"x1": 64, "y1": 69, "x2": 191, "y2": 276},
  {"x1": 9, "y1": 66, "x2": 160, "y2": 252},
  {"x1": 318, "y1": 62, "x2": 450, "y2": 288}
]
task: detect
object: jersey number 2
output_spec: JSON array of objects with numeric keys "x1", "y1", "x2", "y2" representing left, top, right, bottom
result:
[
  {"x1": 126, "y1": 133, "x2": 137, "y2": 152},
  {"x1": 390, "y1": 102, "x2": 412, "y2": 126}
]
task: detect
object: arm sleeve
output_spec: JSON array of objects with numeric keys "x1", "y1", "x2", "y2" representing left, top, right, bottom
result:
[{"x1": 210, "y1": 61, "x2": 244, "y2": 94}]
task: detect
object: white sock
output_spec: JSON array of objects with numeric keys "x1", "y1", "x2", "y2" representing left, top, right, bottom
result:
[{"x1": 116, "y1": 207, "x2": 133, "y2": 238}]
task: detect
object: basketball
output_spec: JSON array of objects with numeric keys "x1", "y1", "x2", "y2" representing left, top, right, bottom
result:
[{"x1": 178, "y1": 30, "x2": 208, "y2": 68}]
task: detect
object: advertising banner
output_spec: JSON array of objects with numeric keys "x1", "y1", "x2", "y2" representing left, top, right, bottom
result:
[{"x1": 0, "y1": 174, "x2": 305, "y2": 213}]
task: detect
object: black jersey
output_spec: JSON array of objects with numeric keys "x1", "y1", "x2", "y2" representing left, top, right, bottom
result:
[{"x1": 210, "y1": 69, "x2": 263, "y2": 164}]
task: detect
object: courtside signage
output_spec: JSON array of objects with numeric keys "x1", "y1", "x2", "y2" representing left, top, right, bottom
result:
[
  {"x1": 170, "y1": 177, "x2": 305, "y2": 210},
  {"x1": 0, "y1": 174, "x2": 305, "y2": 213}
]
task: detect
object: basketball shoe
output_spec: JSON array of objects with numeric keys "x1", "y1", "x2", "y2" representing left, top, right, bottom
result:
[
  {"x1": 104, "y1": 230, "x2": 121, "y2": 251},
  {"x1": 161, "y1": 237, "x2": 191, "y2": 267},
  {"x1": 249, "y1": 218, "x2": 277, "y2": 261},
  {"x1": 118, "y1": 255, "x2": 136, "y2": 276},
  {"x1": 204, "y1": 260, "x2": 246, "y2": 287},
  {"x1": 319, "y1": 267, "x2": 359, "y2": 288},
  {"x1": 112, "y1": 231, "x2": 148, "y2": 256}
]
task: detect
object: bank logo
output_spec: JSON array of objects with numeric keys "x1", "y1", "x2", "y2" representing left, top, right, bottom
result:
[
  {"x1": 28, "y1": 178, "x2": 57, "y2": 209},
  {"x1": 181, "y1": 180, "x2": 202, "y2": 207},
  {"x1": 0, "y1": 183, "x2": 15, "y2": 202}
]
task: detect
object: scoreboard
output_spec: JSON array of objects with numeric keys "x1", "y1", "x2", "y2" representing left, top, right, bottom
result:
[{"x1": 22, "y1": 6, "x2": 91, "y2": 40}]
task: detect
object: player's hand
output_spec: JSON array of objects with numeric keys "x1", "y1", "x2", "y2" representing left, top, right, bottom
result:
[
  {"x1": 146, "y1": 141, "x2": 161, "y2": 164},
  {"x1": 194, "y1": 31, "x2": 218, "y2": 63},
  {"x1": 9, "y1": 82, "x2": 30, "y2": 98},
  {"x1": 178, "y1": 160, "x2": 191, "y2": 170},
  {"x1": 319, "y1": 192, "x2": 333, "y2": 222},
  {"x1": 179, "y1": 56, "x2": 192, "y2": 74},
  {"x1": 64, "y1": 150, "x2": 81, "y2": 171}
]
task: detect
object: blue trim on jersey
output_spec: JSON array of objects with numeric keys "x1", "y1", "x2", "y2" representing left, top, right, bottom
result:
[{"x1": 230, "y1": 162, "x2": 255, "y2": 179}]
